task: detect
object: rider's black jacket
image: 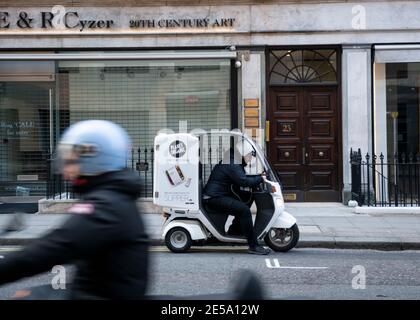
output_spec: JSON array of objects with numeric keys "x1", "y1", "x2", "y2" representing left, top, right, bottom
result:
[
  {"x1": 203, "y1": 152, "x2": 263, "y2": 198},
  {"x1": 0, "y1": 170, "x2": 149, "y2": 299}
]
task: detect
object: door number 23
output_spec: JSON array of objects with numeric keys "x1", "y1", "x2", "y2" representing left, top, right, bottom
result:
[{"x1": 282, "y1": 124, "x2": 292, "y2": 133}]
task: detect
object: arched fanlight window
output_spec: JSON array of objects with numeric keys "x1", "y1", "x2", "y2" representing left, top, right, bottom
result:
[{"x1": 269, "y1": 49, "x2": 337, "y2": 84}]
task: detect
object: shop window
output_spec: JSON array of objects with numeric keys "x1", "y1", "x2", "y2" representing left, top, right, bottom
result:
[
  {"x1": 372, "y1": 61, "x2": 420, "y2": 205},
  {"x1": 57, "y1": 59, "x2": 232, "y2": 194},
  {"x1": 0, "y1": 58, "x2": 232, "y2": 198},
  {"x1": 58, "y1": 60, "x2": 231, "y2": 146},
  {"x1": 0, "y1": 81, "x2": 53, "y2": 196},
  {"x1": 386, "y1": 63, "x2": 420, "y2": 157}
]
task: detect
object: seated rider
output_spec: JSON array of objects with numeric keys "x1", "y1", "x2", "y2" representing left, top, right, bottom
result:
[{"x1": 203, "y1": 140, "x2": 270, "y2": 255}]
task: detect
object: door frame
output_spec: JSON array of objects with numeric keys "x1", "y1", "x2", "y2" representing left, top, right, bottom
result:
[{"x1": 264, "y1": 46, "x2": 343, "y2": 202}]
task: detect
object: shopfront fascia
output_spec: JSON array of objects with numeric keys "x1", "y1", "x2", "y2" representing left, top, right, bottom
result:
[{"x1": 0, "y1": 51, "x2": 238, "y2": 201}]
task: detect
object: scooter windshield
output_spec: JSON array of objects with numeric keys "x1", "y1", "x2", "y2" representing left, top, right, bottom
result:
[{"x1": 251, "y1": 141, "x2": 281, "y2": 184}]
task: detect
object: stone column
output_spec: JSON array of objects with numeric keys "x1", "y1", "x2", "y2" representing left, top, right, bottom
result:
[
  {"x1": 239, "y1": 51, "x2": 265, "y2": 148},
  {"x1": 342, "y1": 45, "x2": 372, "y2": 204}
]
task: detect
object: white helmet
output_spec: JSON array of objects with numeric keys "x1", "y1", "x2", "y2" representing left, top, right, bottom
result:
[{"x1": 236, "y1": 139, "x2": 255, "y2": 157}]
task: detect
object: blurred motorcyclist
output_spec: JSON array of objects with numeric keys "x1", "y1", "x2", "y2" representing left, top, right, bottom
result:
[
  {"x1": 203, "y1": 140, "x2": 270, "y2": 255},
  {"x1": 0, "y1": 120, "x2": 149, "y2": 299}
]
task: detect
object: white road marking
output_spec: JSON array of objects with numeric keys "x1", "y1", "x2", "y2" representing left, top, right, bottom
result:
[
  {"x1": 0, "y1": 246, "x2": 22, "y2": 252},
  {"x1": 265, "y1": 258, "x2": 328, "y2": 269},
  {"x1": 275, "y1": 266, "x2": 328, "y2": 269},
  {"x1": 0, "y1": 255, "x2": 4, "y2": 259}
]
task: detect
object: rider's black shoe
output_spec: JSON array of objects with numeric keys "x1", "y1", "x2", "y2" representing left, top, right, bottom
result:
[{"x1": 248, "y1": 245, "x2": 270, "y2": 255}]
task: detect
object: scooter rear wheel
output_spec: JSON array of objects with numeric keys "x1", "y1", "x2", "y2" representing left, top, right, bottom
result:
[
  {"x1": 165, "y1": 227, "x2": 192, "y2": 253},
  {"x1": 264, "y1": 224, "x2": 299, "y2": 252}
]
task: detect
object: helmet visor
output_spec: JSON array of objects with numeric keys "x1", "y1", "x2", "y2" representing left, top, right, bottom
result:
[{"x1": 53, "y1": 143, "x2": 80, "y2": 175}]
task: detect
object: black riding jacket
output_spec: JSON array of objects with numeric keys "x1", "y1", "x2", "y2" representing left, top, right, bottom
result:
[
  {"x1": 0, "y1": 170, "x2": 149, "y2": 299},
  {"x1": 203, "y1": 156, "x2": 263, "y2": 198}
]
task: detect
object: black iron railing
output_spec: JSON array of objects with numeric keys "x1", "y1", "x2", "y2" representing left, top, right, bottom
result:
[
  {"x1": 46, "y1": 147, "x2": 155, "y2": 199},
  {"x1": 45, "y1": 137, "x2": 263, "y2": 200},
  {"x1": 351, "y1": 148, "x2": 420, "y2": 207},
  {"x1": 46, "y1": 158, "x2": 74, "y2": 200}
]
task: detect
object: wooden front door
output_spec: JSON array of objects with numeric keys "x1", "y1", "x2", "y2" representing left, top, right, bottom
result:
[{"x1": 268, "y1": 86, "x2": 340, "y2": 201}]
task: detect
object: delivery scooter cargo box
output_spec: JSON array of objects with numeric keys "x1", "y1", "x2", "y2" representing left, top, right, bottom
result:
[{"x1": 153, "y1": 133, "x2": 199, "y2": 210}]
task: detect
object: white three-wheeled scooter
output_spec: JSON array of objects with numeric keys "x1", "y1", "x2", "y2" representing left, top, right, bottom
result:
[{"x1": 153, "y1": 131, "x2": 299, "y2": 253}]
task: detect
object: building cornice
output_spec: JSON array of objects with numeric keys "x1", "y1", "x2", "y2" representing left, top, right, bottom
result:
[{"x1": 0, "y1": 0, "x2": 414, "y2": 7}]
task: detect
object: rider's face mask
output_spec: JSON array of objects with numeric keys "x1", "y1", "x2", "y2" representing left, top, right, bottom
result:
[
  {"x1": 243, "y1": 150, "x2": 256, "y2": 164},
  {"x1": 55, "y1": 143, "x2": 81, "y2": 180}
]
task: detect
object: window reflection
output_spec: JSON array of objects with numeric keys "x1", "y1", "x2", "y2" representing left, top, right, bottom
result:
[
  {"x1": 0, "y1": 59, "x2": 232, "y2": 198},
  {"x1": 0, "y1": 82, "x2": 53, "y2": 196},
  {"x1": 386, "y1": 63, "x2": 420, "y2": 157}
]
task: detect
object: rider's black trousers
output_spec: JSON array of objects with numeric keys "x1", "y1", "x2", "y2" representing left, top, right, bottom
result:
[{"x1": 205, "y1": 194, "x2": 258, "y2": 247}]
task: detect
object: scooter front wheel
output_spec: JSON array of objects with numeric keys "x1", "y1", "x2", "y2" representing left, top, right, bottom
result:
[
  {"x1": 165, "y1": 227, "x2": 192, "y2": 253},
  {"x1": 264, "y1": 224, "x2": 299, "y2": 252}
]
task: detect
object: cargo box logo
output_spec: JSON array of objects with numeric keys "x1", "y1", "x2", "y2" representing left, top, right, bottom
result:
[{"x1": 169, "y1": 140, "x2": 186, "y2": 158}]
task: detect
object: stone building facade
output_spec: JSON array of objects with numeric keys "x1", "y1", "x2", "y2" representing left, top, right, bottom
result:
[{"x1": 0, "y1": 0, "x2": 419, "y2": 204}]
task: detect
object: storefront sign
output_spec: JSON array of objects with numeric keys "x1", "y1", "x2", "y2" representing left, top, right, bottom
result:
[
  {"x1": 0, "y1": 7, "x2": 235, "y2": 32},
  {"x1": 0, "y1": 120, "x2": 35, "y2": 138}
]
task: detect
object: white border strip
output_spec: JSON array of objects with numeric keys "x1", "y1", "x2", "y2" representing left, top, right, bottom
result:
[{"x1": 375, "y1": 44, "x2": 420, "y2": 51}]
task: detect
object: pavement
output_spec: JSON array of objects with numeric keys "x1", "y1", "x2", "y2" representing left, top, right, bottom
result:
[{"x1": 1, "y1": 202, "x2": 420, "y2": 250}]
